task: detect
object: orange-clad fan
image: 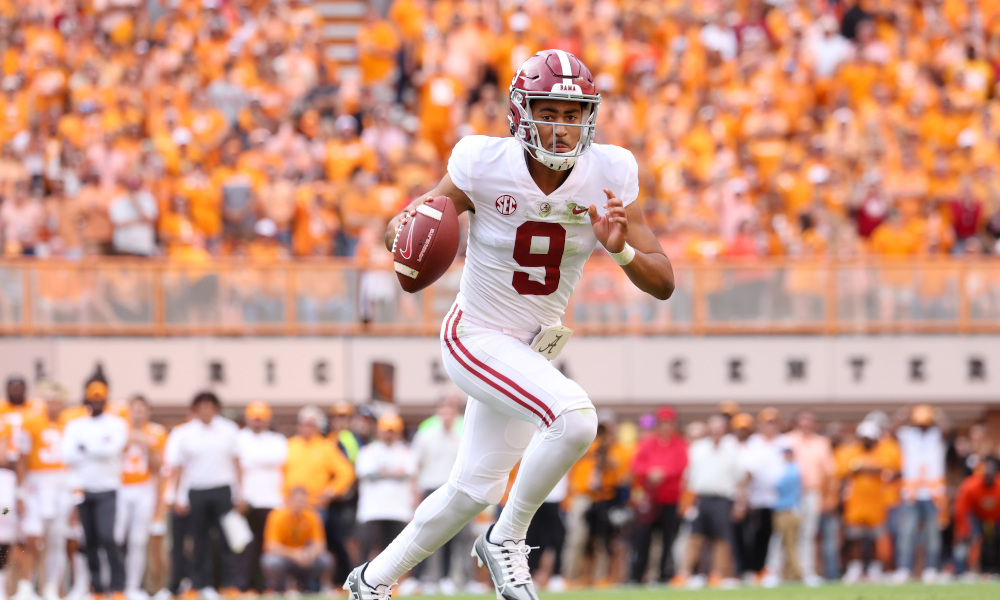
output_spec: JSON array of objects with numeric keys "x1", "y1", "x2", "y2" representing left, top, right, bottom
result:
[
  {"x1": 284, "y1": 406, "x2": 355, "y2": 510},
  {"x1": 954, "y1": 456, "x2": 1000, "y2": 575},
  {"x1": 836, "y1": 421, "x2": 900, "y2": 584},
  {"x1": 260, "y1": 486, "x2": 333, "y2": 593}
]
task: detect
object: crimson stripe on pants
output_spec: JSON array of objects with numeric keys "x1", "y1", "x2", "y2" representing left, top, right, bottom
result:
[{"x1": 442, "y1": 306, "x2": 552, "y2": 426}]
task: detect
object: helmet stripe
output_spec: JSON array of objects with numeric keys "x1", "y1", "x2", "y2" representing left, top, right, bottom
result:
[{"x1": 553, "y1": 49, "x2": 573, "y2": 86}]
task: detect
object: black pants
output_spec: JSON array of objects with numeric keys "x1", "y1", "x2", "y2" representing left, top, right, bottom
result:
[
  {"x1": 630, "y1": 503, "x2": 680, "y2": 583},
  {"x1": 324, "y1": 501, "x2": 355, "y2": 586},
  {"x1": 79, "y1": 490, "x2": 125, "y2": 593},
  {"x1": 735, "y1": 508, "x2": 773, "y2": 575},
  {"x1": 526, "y1": 502, "x2": 566, "y2": 575},
  {"x1": 189, "y1": 486, "x2": 238, "y2": 590},
  {"x1": 169, "y1": 510, "x2": 193, "y2": 594},
  {"x1": 358, "y1": 520, "x2": 406, "y2": 562},
  {"x1": 238, "y1": 507, "x2": 272, "y2": 592}
]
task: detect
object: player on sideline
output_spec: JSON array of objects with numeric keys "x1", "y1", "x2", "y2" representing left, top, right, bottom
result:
[{"x1": 344, "y1": 49, "x2": 674, "y2": 600}]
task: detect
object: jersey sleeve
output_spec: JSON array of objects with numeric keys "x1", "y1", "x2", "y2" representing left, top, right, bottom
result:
[
  {"x1": 620, "y1": 150, "x2": 639, "y2": 208},
  {"x1": 447, "y1": 135, "x2": 479, "y2": 196}
]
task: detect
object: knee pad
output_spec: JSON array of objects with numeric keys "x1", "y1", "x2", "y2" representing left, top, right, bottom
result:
[{"x1": 543, "y1": 408, "x2": 598, "y2": 454}]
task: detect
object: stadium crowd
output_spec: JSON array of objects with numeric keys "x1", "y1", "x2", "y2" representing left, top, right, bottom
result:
[
  {"x1": 2, "y1": 1, "x2": 1000, "y2": 261},
  {"x1": 2, "y1": 373, "x2": 1000, "y2": 598}
]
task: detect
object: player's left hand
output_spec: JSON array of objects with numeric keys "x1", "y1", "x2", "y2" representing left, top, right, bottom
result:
[{"x1": 588, "y1": 189, "x2": 628, "y2": 254}]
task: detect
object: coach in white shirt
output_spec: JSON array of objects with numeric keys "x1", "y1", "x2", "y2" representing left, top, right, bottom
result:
[
  {"x1": 677, "y1": 414, "x2": 747, "y2": 584},
  {"x1": 167, "y1": 392, "x2": 243, "y2": 596},
  {"x1": 236, "y1": 401, "x2": 287, "y2": 592},
  {"x1": 61, "y1": 378, "x2": 128, "y2": 596},
  {"x1": 355, "y1": 413, "x2": 417, "y2": 562}
]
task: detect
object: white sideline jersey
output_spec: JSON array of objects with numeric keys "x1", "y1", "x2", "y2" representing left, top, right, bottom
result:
[{"x1": 448, "y1": 135, "x2": 638, "y2": 332}]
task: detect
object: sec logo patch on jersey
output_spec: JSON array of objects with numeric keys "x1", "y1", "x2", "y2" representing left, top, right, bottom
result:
[{"x1": 496, "y1": 195, "x2": 517, "y2": 216}]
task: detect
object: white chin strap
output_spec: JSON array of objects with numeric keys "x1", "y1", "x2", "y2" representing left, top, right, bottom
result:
[{"x1": 531, "y1": 141, "x2": 582, "y2": 171}]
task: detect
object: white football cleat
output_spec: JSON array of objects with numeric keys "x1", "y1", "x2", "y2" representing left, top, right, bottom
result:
[
  {"x1": 471, "y1": 526, "x2": 539, "y2": 600},
  {"x1": 344, "y1": 564, "x2": 396, "y2": 600}
]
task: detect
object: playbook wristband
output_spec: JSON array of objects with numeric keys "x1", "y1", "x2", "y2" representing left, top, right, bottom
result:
[{"x1": 609, "y1": 242, "x2": 636, "y2": 266}]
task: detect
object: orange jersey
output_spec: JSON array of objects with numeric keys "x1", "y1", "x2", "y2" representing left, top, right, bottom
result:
[
  {"x1": 122, "y1": 422, "x2": 168, "y2": 485},
  {"x1": 58, "y1": 401, "x2": 130, "y2": 426},
  {"x1": 21, "y1": 413, "x2": 65, "y2": 471},
  {"x1": 0, "y1": 421, "x2": 12, "y2": 462},
  {"x1": 836, "y1": 441, "x2": 901, "y2": 527},
  {"x1": 0, "y1": 398, "x2": 46, "y2": 456}
]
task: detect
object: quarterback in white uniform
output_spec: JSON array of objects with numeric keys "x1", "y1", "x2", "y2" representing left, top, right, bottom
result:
[{"x1": 345, "y1": 49, "x2": 674, "y2": 600}]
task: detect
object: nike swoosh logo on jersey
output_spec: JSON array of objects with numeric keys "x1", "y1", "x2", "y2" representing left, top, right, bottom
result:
[
  {"x1": 398, "y1": 220, "x2": 417, "y2": 259},
  {"x1": 571, "y1": 206, "x2": 589, "y2": 215}
]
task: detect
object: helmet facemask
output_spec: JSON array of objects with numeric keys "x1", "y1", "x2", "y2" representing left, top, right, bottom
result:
[{"x1": 509, "y1": 88, "x2": 601, "y2": 172}]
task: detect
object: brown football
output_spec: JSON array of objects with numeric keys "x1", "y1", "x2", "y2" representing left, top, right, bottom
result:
[{"x1": 391, "y1": 196, "x2": 460, "y2": 293}]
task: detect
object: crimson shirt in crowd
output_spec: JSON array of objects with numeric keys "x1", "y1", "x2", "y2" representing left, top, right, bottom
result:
[{"x1": 631, "y1": 433, "x2": 688, "y2": 505}]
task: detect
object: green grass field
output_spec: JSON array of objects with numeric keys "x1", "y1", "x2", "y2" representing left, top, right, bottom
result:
[{"x1": 386, "y1": 583, "x2": 998, "y2": 600}]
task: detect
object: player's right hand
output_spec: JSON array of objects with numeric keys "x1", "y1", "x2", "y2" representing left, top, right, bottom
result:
[{"x1": 384, "y1": 196, "x2": 432, "y2": 252}]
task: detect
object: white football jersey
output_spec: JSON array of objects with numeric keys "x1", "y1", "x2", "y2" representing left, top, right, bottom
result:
[{"x1": 447, "y1": 135, "x2": 638, "y2": 332}]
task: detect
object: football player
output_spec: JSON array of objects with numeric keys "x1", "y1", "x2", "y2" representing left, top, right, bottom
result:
[
  {"x1": 18, "y1": 382, "x2": 73, "y2": 600},
  {"x1": 1, "y1": 375, "x2": 46, "y2": 600},
  {"x1": 116, "y1": 395, "x2": 167, "y2": 600},
  {"x1": 345, "y1": 49, "x2": 674, "y2": 600}
]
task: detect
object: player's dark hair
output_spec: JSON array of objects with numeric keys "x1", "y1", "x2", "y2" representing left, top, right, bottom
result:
[
  {"x1": 129, "y1": 394, "x2": 150, "y2": 407},
  {"x1": 191, "y1": 391, "x2": 221, "y2": 409}
]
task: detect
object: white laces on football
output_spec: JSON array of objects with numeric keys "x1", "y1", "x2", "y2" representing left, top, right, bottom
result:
[{"x1": 501, "y1": 541, "x2": 536, "y2": 586}]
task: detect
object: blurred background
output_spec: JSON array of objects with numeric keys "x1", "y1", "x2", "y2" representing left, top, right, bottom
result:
[
  {"x1": 1, "y1": 0, "x2": 1000, "y2": 595},
  {"x1": 0, "y1": 0, "x2": 997, "y2": 413}
]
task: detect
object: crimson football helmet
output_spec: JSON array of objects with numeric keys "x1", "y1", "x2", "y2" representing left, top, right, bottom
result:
[{"x1": 508, "y1": 49, "x2": 601, "y2": 171}]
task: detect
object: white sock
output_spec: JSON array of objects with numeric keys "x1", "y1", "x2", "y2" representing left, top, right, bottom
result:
[
  {"x1": 490, "y1": 409, "x2": 596, "y2": 544},
  {"x1": 71, "y1": 552, "x2": 89, "y2": 594},
  {"x1": 125, "y1": 538, "x2": 148, "y2": 592},
  {"x1": 45, "y1": 526, "x2": 67, "y2": 592},
  {"x1": 0, "y1": 571, "x2": 7, "y2": 600},
  {"x1": 364, "y1": 484, "x2": 486, "y2": 587}
]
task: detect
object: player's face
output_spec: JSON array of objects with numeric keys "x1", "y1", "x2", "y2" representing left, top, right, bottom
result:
[
  {"x1": 288, "y1": 489, "x2": 308, "y2": 512},
  {"x1": 194, "y1": 399, "x2": 217, "y2": 423},
  {"x1": 7, "y1": 381, "x2": 25, "y2": 404},
  {"x1": 531, "y1": 99, "x2": 584, "y2": 155},
  {"x1": 247, "y1": 416, "x2": 268, "y2": 433},
  {"x1": 46, "y1": 398, "x2": 64, "y2": 421},
  {"x1": 331, "y1": 413, "x2": 351, "y2": 432},
  {"x1": 297, "y1": 418, "x2": 319, "y2": 439},
  {"x1": 796, "y1": 412, "x2": 816, "y2": 434},
  {"x1": 130, "y1": 400, "x2": 150, "y2": 426}
]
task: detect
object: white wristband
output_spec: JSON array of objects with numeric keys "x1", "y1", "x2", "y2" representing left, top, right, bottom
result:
[{"x1": 609, "y1": 243, "x2": 636, "y2": 266}]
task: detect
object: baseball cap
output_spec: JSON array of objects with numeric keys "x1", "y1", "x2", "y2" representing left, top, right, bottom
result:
[
  {"x1": 245, "y1": 401, "x2": 272, "y2": 421},
  {"x1": 656, "y1": 406, "x2": 677, "y2": 422},
  {"x1": 731, "y1": 413, "x2": 755, "y2": 430},
  {"x1": 856, "y1": 420, "x2": 880, "y2": 440},
  {"x1": 377, "y1": 413, "x2": 404, "y2": 432},
  {"x1": 758, "y1": 407, "x2": 781, "y2": 424},
  {"x1": 911, "y1": 404, "x2": 935, "y2": 426},
  {"x1": 719, "y1": 400, "x2": 740, "y2": 417},
  {"x1": 331, "y1": 401, "x2": 355, "y2": 417}
]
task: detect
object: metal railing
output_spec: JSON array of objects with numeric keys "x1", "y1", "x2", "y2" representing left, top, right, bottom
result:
[{"x1": 0, "y1": 257, "x2": 998, "y2": 336}]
